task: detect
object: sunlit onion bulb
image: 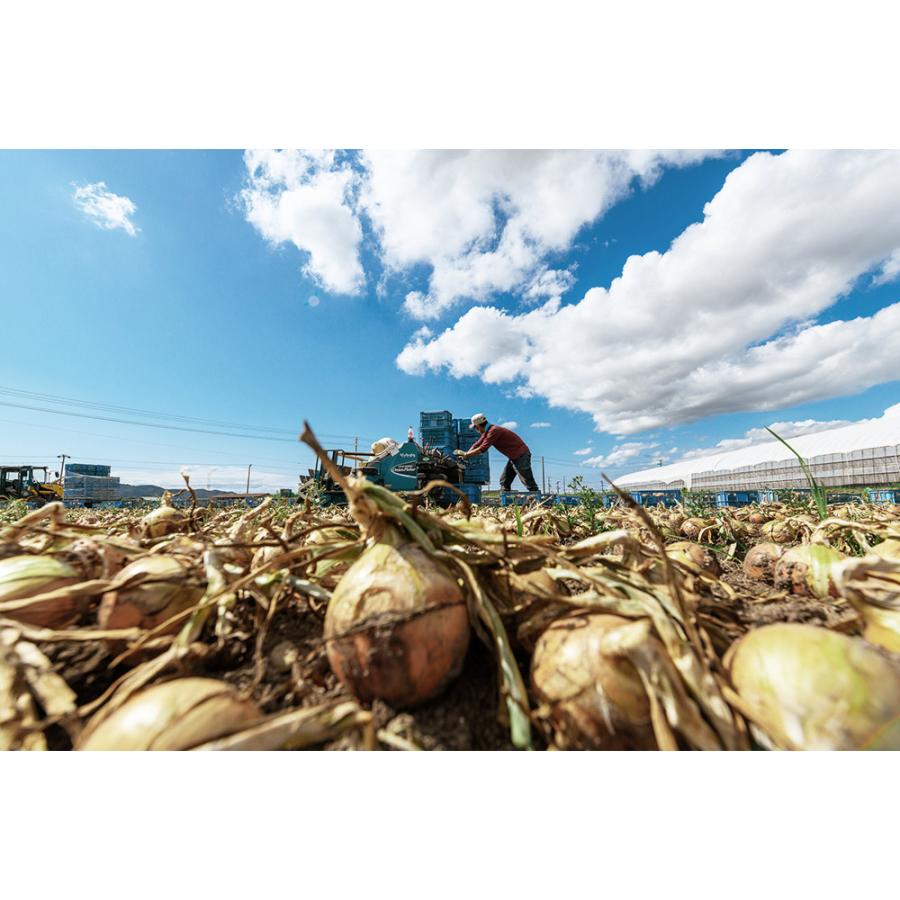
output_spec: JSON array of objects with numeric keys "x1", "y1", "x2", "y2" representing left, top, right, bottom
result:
[
  {"x1": 77, "y1": 678, "x2": 261, "y2": 750},
  {"x1": 98, "y1": 555, "x2": 204, "y2": 630},
  {"x1": 531, "y1": 612, "x2": 655, "y2": 750},
  {"x1": 324, "y1": 540, "x2": 470, "y2": 708},
  {"x1": 0, "y1": 554, "x2": 82, "y2": 627},
  {"x1": 726, "y1": 623, "x2": 900, "y2": 750}
]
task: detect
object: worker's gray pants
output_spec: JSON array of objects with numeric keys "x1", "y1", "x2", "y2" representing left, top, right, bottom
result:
[{"x1": 500, "y1": 451, "x2": 540, "y2": 492}]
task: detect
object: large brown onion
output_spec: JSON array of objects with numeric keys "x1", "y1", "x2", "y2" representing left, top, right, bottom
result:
[
  {"x1": 666, "y1": 541, "x2": 722, "y2": 577},
  {"x1": 679, "y1": 518, "x2": 708, "y2": 541},
  {"x1": 773, "y1": 544, "x2": 844, "y2": 597},
  {"x1": 531, "y1": 612, "x2": 655, "y2": 750},
  {"x1": 98, "y1": 555, "x2": 205, "y2": 630},
  {"x1": 324, "y1": 538, "x2": 470, "y2": 708},
  {"x1": 725, "y1": 623, "x2": 900, "y2": 749},
  {"x1": 141, "y1": 493, "x2": 188, "y2": 539},
  {"x1": 77, "y1": 678, "x2": 261, "y2": 750},
  {"x1": 742, "y1": 542, "x2": 785, "y2": 582},
  {"x1": 0, "y1": 554, "x2": 84, "y2": 628}
]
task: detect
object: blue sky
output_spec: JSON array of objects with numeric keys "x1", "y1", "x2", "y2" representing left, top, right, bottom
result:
[{"x1": 1, "y1": 149, "x2": 898, "y2": 491}]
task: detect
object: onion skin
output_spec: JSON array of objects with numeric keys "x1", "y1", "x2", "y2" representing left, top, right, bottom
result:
[
  {"x1": 0, "y1": 555, "x2": 83, "y2": 628},
  {"x1": 77, "y1": 678, "x2": 261, "y2": 750},
  {"x1": 725, "y1": 624, "x2": 900, "y2": 750},
  {"x1": 141, "y1": 494, "x2": 187, "y2": 539},
  {"x1": 760, "y1": 519, "x2": 797, "y2": 544},
  {"x1": 666, "y1": 541, "x2": 721, "y2": 578},
  {"x1": 324, "y1": 540, "x2": 470, "y2": 708},
  {"x1": 832, "y1": 553, "x2": 900, "y2": 652},
  {"x1": 679, "y1": 518, "x2": 707, "y2": 541},
  {"x1": 98, "y1": 555, "x2": 204, "y2": 631},
  {"x1": 531, "y1": 612, "x2": 655, "y2": 750},
  {"x1": 742, "y1": 542, "x2": 785, "y2": 582},
  {"x1": 773, "y1": 545, "x2": 844, "y2": 598}
]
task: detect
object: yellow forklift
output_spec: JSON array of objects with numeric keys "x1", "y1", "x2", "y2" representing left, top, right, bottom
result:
[{"x1": 0, "y1": 466, "x2": 64, "y2": 504}]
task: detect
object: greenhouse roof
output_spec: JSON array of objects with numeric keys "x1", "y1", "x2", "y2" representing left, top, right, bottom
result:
[{"x1": 618, "y1": 404, "x2": 900, "y2": 487}]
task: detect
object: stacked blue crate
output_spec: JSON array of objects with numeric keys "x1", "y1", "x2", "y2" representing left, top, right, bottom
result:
[
  {"x1": 716, "y1": 491, "x2": 759, "y2": 508},
  {"x1": 420, "y1": 410, "x2": 453, "y2": 429},
  {"x1": 454, "y1": 418, "x2": 490, "y2": 484},
  {"x1": 630, "y1": 490, "x2": 682, "y2": 508},
  {"x1": 500, "y1": 492, "x2": 543, "y2": 507},
  {"x1": 453, "y1": 483, "x2": 482, "y2": 504},
  {"x1": 67, "y1": 463, "x2": 112, "y2": 477},
  {"x1": 420, "y1": 425, "x2": 456, "y2": 455}
]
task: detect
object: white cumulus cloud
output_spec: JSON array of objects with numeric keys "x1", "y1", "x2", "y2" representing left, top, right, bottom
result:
[
  {"x1": 361, "y1": 150, "x2": 718, "y2": 320},
  {"x1": 241, "y1": 150, "x2": 364, "y2": 295},
  {"x1": 499, "y1": 420, "x2": 518, "y2": 429},
  {"x1": 583, "y1": 441, "x2": 659, "y2": 468},
  {"x1": 679, "y1": 417, "x2": 852, "y2": 460},
  {"x1": 873, "y1": 248, "x2": 900, "y2": 286},
  {"x1": 72, "y1": 182, "x2": 138, "y2": 236},
  {"x1": 573, "y1": 447, "x2": 593, "y2": 456},
  {"x1": 398, "y1": 150, "x2": 900, "y2": 434},
  {"x1": 530, "y1": 421, "x2": 552, "y2": 428}
]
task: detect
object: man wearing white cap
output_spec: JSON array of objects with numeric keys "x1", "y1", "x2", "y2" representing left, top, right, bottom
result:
[{"x1": 455, "y1": 414, "x2": 540, "y2": 492}]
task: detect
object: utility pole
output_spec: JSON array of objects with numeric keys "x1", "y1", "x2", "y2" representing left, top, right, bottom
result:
[
  {"x1": 354, "y1": 436, "x2": 358, "y2": 453},
  {"x1": 245, "y1": 464, "x2": 252, "y2": 501},
  {"x1": 541, "y1": 456, "x2": 546, "y2": 493},
  {"x1": 57, "y1": 454, "x2": 69, "y2": 484},
  {"x1": 563, "y1": 477, "x2": 567, "y2": 493},
  {"x1": 556, "y1": 480, "x2": 560, "y2": 494}
]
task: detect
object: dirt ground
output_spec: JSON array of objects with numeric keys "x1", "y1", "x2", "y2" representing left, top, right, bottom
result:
[{"x1": 39, "y1": 556, "x2": 862, "y2": 751}]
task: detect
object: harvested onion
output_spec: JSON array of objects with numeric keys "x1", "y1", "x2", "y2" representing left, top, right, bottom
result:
[
  {"x1": 773, "y1": 544, "x2": 844, "y2": 598},
  {"x1": 77, "y1": 678, "x2": 261, "y2": 750},
  {"x1": 140, "y1": 492, "x2": 187, "y2": 539},
  {"x1": 531, "y1": 612, "x2": 655, "y2": 750},
  {"x1": 742, "y1": 542, "x2": 785, "y2": 582},
  {"x1": 832, "y1": 553, "x2": 900, "y2": 652},
  {"x1": 666, "y1": 541, "x2": 721, "y2": 578},
  {"x1": 725, "y1": 623, "x2": 900, "y2": 750},
  {"x1": 324, "y1": 536, "x2": 470, "y2": 707},
  {"x1": 98, "y1": 554, "x2": 204, "y2": 630},
  {"x1": 0, "y1": 554, "x2": 84, "y2": 628}
]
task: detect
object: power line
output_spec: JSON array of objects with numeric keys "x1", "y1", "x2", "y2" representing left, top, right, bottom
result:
[
  {"x1": 0, "y1": 398, "x2": 382, "y2": 446},
  {"x1": 0, "y1": 384, "x2": 378, "y2": 445}
]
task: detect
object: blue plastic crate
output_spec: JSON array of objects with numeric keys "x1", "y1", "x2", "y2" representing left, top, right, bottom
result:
[
  {"x1": 67, "y1": 463, "x2": 112, "y2": 477},
  {"x1": 420, "y1": 425, "x2": 456, "y2": 448},
  {"x1": 716, "y1": 491, "x2": 759, "y2": 508},
  {"x1": 452, "y1": 483, "x2": 482, "y2": 504},
  {"x1": 630, "y1": 490, "x2": 682, "y2": 508},
  {"x1": 548, "y1": 494, "x2": 580, "y2": 507},
  {"x1": 420, "y1": 410, "x2": 453, "y2": 429},
  {"x1": 870, "y1": 489, "x2": 899, "y2": 504},
  {"x1": 499, "y1": 491, "x2": 543, "y2": 507}
]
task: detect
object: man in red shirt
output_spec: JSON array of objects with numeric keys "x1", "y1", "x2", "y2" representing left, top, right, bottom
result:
[{"x1": 456, "y1": 413, "x2": 540, "y2": 492}]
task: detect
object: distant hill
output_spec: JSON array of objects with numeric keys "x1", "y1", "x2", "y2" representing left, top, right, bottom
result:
[{"x1": 117, "y1": 483, "x2": 234, "y2": 499}]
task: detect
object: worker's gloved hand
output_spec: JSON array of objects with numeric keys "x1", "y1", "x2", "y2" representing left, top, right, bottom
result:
[{"x1": 453, "y1": 449, "x2": 465, "y2": 457}]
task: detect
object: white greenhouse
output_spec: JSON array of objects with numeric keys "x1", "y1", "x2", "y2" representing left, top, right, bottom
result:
[{"x1": 617, "y1": 406, "x2": 900, "y2": 492}]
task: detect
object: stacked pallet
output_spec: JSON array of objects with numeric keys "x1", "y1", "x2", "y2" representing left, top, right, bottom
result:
[{"x1": 64, "y1": 463, "x2": 121, "y2": 501}]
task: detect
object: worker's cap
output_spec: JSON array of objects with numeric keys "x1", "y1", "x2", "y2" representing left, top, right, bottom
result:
[{"x1": 470, "y1": 413, "x2": 487, "y2": 427}]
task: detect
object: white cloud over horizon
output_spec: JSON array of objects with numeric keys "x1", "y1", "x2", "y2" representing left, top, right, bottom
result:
[
  {"x1": 120, "y1": 464, "x2": 297, "y2": 493},
  {"x1": 362, "y1": 150, "x2": 719, "y2": 320},
  {"x1": 241, "y1": 150, "x2": 364, "y2": 295},
  {"x1": 398, "y1": 151, "x2": 900, "y2": 435},
  {"x1": 530, "y1": 421, "x2": 552, "y2": 428},
  {"x1": 582, "y1": 441, "x2": 660, "y2": 468},
  {"x1": 72, "y1": 182, "x2": 138, "y2": 236},
  {"x1": 239, "y1": 150, "x2": 718, "y2": 316},
  {"x1": 678, "y1": 417, "x2": 853, "y2": 460}
]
